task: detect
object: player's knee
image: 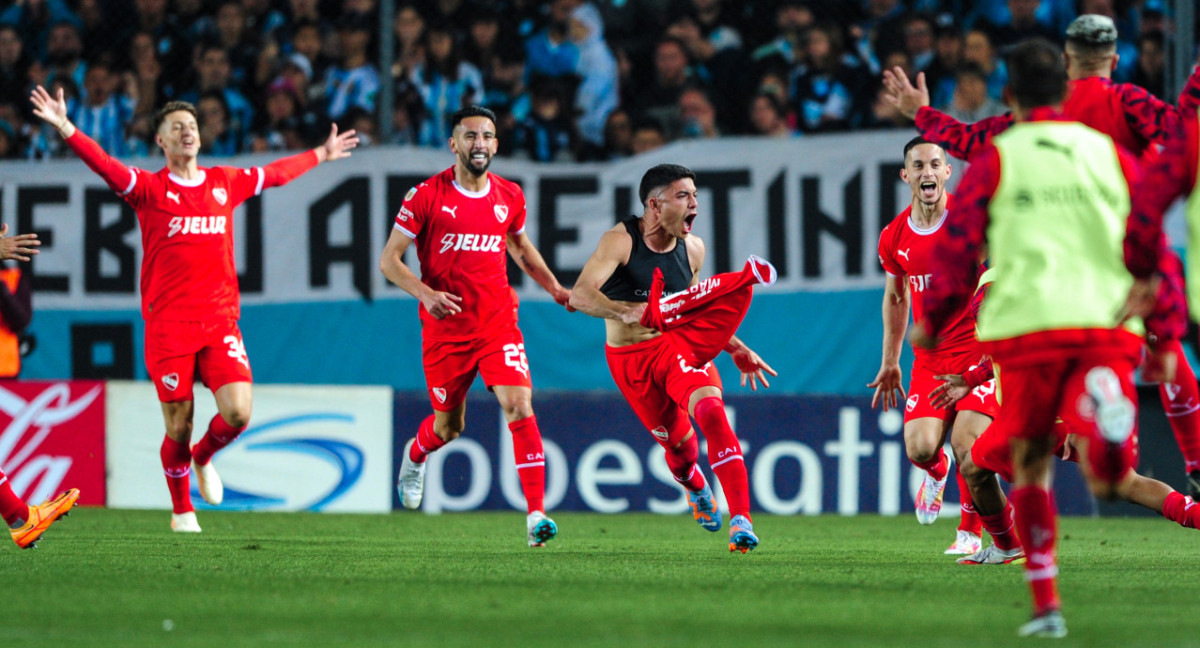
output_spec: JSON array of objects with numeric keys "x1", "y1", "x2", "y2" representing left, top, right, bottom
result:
[
  {"x1": 959, "y1": 454, "x2": 984, "y2": 483},
  {"x1": 1087, "y1": 476, "x2": 1119, "y2": 500},
  {"x1": 906, "y1": 446, "x2": 938, "y2": 464},
  {"x1": 222, "y1": 407, "x2": 251, "y2": 430},
  {"x1": 500, "y1": 400, "x2": 534, "y2": 422},
  {"x1": 434, "y1": 421, "x2": 463, "y2": 441}
]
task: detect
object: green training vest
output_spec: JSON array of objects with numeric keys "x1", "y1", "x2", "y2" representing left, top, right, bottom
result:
[
  {"x1": 1186, "y1": 108, "x2": 1200, "y2": 319},
  {"x1": 978, "y1": 121, "x2": 1135, "y2": 341}
]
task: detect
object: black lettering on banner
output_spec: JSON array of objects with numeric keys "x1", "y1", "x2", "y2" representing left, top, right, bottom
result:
[
  {"x1": 17, "y1": 186, "x2": 69, "y2": 292},
  {"x1": 83, "y1": 188, "x2": 137, "y2": 293},
  {"x1": 694, "y1": 171, "x2": 750, "y2": 274},
  {"x1": 878, "y1": 161, "x2": 905, "y2": 237},
  {"x1": 237, "y1": 196, "x2": 263, "y2": 294},
  {"x1": 613, "y1": 185, "x2": 633, "y2": 223},
  {"x1": 71, "y1": 322, "x2": 134, "y2": 379},
  {"x1": 802, "y1": 171, "x2": 864, "y2": 278},
  {"x1": 767, "y1": 171, "x2": 788, "y2": 279},
  {"x1": 537, "y1": 176, "x2": 598, "y2": 287},
  {"x1": 309, "y1": 177, "x2": 372, "y2": 301}
]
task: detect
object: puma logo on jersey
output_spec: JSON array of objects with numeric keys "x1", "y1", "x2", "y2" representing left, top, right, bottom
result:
[
  {"x1": 432, "y1": 387, "x2": 447, "y2": 403},
  {"x1": 166, "y1": 190, "x2": 180, "y2": 204},
  {"x1": 439, "y1": 233, "x2": 503, "y2": 254},
  {"x1": 167, "y1": 216, "x2": 228, "y2": 238},
  {"x1": 161, "y1": 372, "x2": 179, "y2": 391},
  {"x1": 897, "y1": 248, "x2": 910, "y2": 261},
  {"x1": 441, "y1": 205, "x2": 459, "y2": 218}
]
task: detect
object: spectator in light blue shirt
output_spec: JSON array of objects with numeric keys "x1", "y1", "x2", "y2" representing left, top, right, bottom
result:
[
  {"x1": 324, "y1": 13, "x2": 379, "y2": 121},
  {"x1": 411, "y1": 21, "x2": 482, "y2": 147},
  {"x1": 70, "y1": 60, "x2": 135, "y2": 156},
  {"x1": 524, "y1": 0, "x2": 580, "y2": 82},
  {"x1": 568, "y1": 3, "x2": 618, "y2": 152}
]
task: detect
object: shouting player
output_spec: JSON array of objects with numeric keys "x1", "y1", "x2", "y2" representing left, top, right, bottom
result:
[
  {"x1": 382, "y1": 106, "x2": 572, "y2": 548},
  {"x1": 870, "y1": 137, "x2": 997, "y2": 554},
  {"x1": 30, "y1": 85, "x2": 358, "y2": 533},
  {"x1": 570, "y1": 163, "x2": 776, "y2": 553}
]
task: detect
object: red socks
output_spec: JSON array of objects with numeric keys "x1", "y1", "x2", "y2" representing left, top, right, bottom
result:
[
  {"x1": 956, "y1": 467, "x2": 982, "y2": 535},
  {"x1": 409, "y1": 415, "x2": 448, "y2": 464},
  {"x1": 1011, "y1": 486, "x2": 1060, "y2": 615},
  {"x1": 160, "y1": 436, "x2": 194, "y2": 514},
  {"x1": 694, "y1": 396, "x2": 751, "y2": 520},
  {"x1": 1160, "y1": 340, "x2": 1200, "y2": 472},
  {"x1": 191, "y1": 414, "x2": 245, "y2": 466},
  {"x1": 911, "y1": 450, "x2": 950, "y2": 482},
  {"x1": 663, "y1": 433, "x2": 706, "y2": 492},
  {"x1": 1162, "y1": 491, "x2": 1200, "y2": 529},
  {"x1": 509, "y1": 416, "x2": 546, "y2": 513},
  {"x1": 980, "y1": 500, "x2": 1021, "y2": 551},
  {"x1": 0, "y1": 469, "x2": 28, "y2": 526}
]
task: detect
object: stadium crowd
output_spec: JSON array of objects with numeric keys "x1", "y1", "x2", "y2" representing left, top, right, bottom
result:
[{"x1": 0, "y1": 0, "x2": 1194, "y2": 161}]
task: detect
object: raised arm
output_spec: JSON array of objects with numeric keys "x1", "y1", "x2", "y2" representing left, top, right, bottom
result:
[
  {"x1": 31, "y1": 85, "x2": 135, "y2": 192},
  {"x1": 506, "y1": 231, "x2": 572, "y2": 310},
  {"x1": 261, "y1": 124, "x2": 359, "y2": 188},
  {"x1": 569, "y1": 228, "x2": 643, "y2": 324},
  {"x1": 881, "y1": 66, "x2": 1012, "y2": 161},
  {"x1": 379, "y1": 229, "x2": 462, "y2": 319}
]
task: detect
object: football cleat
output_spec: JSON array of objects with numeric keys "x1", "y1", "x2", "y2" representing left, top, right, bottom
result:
[
  {"x1": 10, "y1": 488, "x2": 79, "y2": 549},
  {"x1": 171, "y1": 511, "x2": 202, "y2": 533},
  {"x1": 944, "y1": 530, "x2": 982, "y2": 555},
  {"x1": 526, "y1": 511, "x2": 557, "y2": 547},
  {"x1": 957, "y1": 544, "x2": 1026, "y2": 565},
  {"x1": 192, "y1": 453, "x2": 224, "y2": 506},
  {"x1": 1017, "y1": 610, "x2": 1067, "y2": 638},
  {"x1": 1086, "y1": 366, "x2": 1135, "y2": 444},
  {"x1": 915, "y1": 452, "x2": 951, "y2": 525},
  {"x1": 397, "y1": 439, "x2": 427, "y2": 510},
  {"x1": 1187, "y1": 470, "x2": 1200, "y2": 500},
  {"x1": 687, "y1": 482, "x2": 722, "y2": 532},
  {"x1": 728, "y1": 514, "x2": 758, "y2": 553}
]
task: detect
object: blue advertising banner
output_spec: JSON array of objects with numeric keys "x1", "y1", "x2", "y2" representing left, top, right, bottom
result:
[{"x1": 391, "y1": 391, "x2": 1097, "y2": 516}]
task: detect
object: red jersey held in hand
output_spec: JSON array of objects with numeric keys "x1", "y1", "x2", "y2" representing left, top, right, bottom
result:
[{"x1": 394, "y1": 168, "x2": 528, "y2": 341}]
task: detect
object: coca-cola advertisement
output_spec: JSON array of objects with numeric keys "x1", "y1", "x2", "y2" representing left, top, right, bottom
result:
[{"x1": 0, "y1": 381, "x2": 105, "y2": 506}]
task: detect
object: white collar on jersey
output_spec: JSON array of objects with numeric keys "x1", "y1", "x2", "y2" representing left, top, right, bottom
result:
[
  {"x1": 907, "y1": 207, "x2": 948, "y2": 235},
  {"x1": 451, "y1": 178, "x2": 491, "y2": 198},
  {"x1": 167, "y1": 170, "x2": 208, "y2": 187}
]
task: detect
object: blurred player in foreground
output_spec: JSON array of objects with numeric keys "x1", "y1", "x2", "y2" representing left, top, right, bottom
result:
[
  {"x1": 382, "y1": 106, "x2": 572, "y2": 547},
  {"x1": 30, "y1": 85, "x2": 358, "y2": 533}
]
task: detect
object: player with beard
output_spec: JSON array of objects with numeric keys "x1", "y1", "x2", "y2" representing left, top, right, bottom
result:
[
  {"x1": 870, "y1": 137, "x2": 999, "y2": 554},
  {"x1": 383, "y1": 106, "x2": 572, "y2": 547},
  {"x1": 570, "y1": 164, "x2": 776, "y2": 553}
]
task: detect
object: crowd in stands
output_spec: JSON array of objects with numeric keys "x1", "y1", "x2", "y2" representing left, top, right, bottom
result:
[{"x1": 0, "y1": 0, "x2": 1194, "y2": 161}]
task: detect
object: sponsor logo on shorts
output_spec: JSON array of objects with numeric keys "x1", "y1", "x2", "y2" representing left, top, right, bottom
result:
[
  {"x1": 494, "y1": 204, "x2": 508, "y2": 223},
  {"x1": 432, "y1": 387, "x2": 447, "y2": 403},
  {"x1": 167, "y1": 216, "x2": 228, "y2": 238},
  {"x1": 162, "y1": 373, "x2": 180, "y2": 391},
  {"x1": 212, "y1": 188, "x2": 227, "y2": 205},
  {"x1": 439, "y1": 233, "x2": 503, "y2": 255},
  {"x1": 906, "y1": 394, "x2": 918, "y2": 412},
  {"x1": 650, "y1": 426, "x2": 669, "y2": 441}
]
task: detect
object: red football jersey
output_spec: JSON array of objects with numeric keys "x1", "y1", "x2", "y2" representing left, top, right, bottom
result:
[
  {"x1": 394, "y1": 167, "x2": 527, "y2": 341},
  {"x1": 877, "y1": 195, "x2": 976, "y2": 356}
]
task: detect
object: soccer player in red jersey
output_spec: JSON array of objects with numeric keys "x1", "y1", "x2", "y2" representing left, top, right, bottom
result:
[
  {"x1": 886, "y1": 14, "x2": 1200, "y2": 497},
  {"x1": 30, "y1": 85, "x2": 359, "y2": 533},
  {"x1": 381, "y1": 106, "x2": 572, "y2": 548},
  {"x1": 914, "y1": 39, "x2": 1185, "y2": 637},
  {"x1": 870, "y1": 137, "x2": 998, "y2": 555},
  {"x1": 571, "y1": 164, "x2": 776, "y2": 553}
]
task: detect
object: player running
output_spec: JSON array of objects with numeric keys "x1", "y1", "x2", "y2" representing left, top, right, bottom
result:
[
  {"x1": 870, "y1": 137, "x2": 997, "y2": 554},
  {"x1": 913, "y1": 39, "x2": 1184, "y2": 638},
  {"x1": 30, "y1": 85, "x2": 358, "y2": 533},
  {"x1": 885, "y1": 14, "x2": 1200, "y2": 495},
  {"x1": 571, "y1": 163, "x2": 776, "y2": 553},
  {"x1": 382, "y1": 106, "x2": 572, "y2": 548}
]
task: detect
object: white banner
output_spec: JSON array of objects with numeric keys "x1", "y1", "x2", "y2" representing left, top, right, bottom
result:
[
  {"x1": 0, "y1": 132, "x2": 923, "y2": 311},
  {"x1": 105, "y1": 381, "x2": 393, "y2": 512}
]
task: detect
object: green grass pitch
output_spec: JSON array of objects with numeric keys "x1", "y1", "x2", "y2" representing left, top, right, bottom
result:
[{"x1": 2, "y1": 509, "x2": 1198, "y2": 647}]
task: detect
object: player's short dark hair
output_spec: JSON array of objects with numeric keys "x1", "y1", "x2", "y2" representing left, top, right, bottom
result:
[
  {"x1": 1005, "y1": 38, "x2": 1067, "y2": 110},
  {"x1": 638, "y1": 164, "x2": 696, "y2": 205},
  {"x1": 903, "y1": 136, "x2": 937, "y2": 162},
  {"x1": 153, "y1": 101, "x2": 198, "y2": 132},
  {"x1": 450, "y1": 106, "x2": 497, "y2": 131}
]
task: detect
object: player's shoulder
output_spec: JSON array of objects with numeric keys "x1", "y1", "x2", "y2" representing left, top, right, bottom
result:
[
  {"x1": 488, "y1": 173, "x2": 525, "y2": 200},
  {"x1": 880, "y1": 207, "x2": 913, "y2": 240}
]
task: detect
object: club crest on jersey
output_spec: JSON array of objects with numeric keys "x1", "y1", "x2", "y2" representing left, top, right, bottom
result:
[
  {"x1": 162, "y1": 372, "x2": 179, "y2": 391},
  {"x1": 212, "y1": 188, "x2": 227, "y2": 205},
  {"x1": 494, "y1": 205, "x2": 508, "y2": 223},
  {"x1": 432, "y1": 387, "x2": 447, "y2": 403}
]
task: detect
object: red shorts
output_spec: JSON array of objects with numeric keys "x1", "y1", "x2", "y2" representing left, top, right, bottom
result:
[
  {"x1": 972, "y1": 419, "x2": 1074, "y2": 483},
  {"x1": 144, "y1": 318, "x2": 252, "y2": 403},
  {"x1": 422, "y1": 323, "x2": 531, "y2": 412},
  {"x1": 605, "y1": 335, "x2": 723, "y2": 447},
  {"x1": 984, "y1": 353, "x2": 1139, "y2": 483},
  {"x1": 905, "y1": 349, "x2": 999, "y2": 423}
]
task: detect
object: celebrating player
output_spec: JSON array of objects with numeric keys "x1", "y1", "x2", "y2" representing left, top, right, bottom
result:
[
  {"x1": 913, "y1": 39, "x2": 1184, "y2": 638},
  {"x1": 30, "y1": 85, "x2": 359, "y2": 533},
  {"x1": 570, "y1": 164, "x2": 776, "y2": 553},
  {"x1": 382, "y1": 106, "x2": 572, "y2": 548},
  {"x1": 870, "y1": 137, "x2": 997, "y2": 554},
  {"x1": 885, "y1": 14, "x2": 1200, "y2": 495}
]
